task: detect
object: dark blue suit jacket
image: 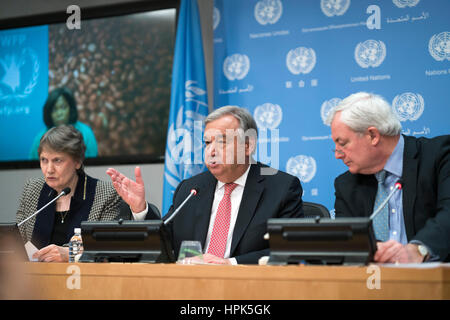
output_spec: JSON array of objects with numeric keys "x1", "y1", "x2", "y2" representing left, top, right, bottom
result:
[
  {"x1": 149, "y1": 162, "x2": 304, "y2": 264},
  {"x1": 334, "y1": 135, "x2": 450, "y2": 261}
]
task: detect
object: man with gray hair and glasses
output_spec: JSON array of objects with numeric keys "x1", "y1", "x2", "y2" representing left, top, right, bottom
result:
[
  {"x1": 107, "y1": 106, "x2": 304, "y2": 264},
  {"x1": 326, "y1": 91, "x2": 450, "y2": 263}
]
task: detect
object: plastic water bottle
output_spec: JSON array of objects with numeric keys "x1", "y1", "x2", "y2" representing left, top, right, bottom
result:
[{"x1": 68, "y1": 228, "x2": 83, "y2": 263}]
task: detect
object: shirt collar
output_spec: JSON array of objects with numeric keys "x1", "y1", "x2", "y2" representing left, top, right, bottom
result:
[
  {"x1": 384, "y1": 135, "x2": 404, "y2": 178},
  {"x1": 217, "y1": 165, "x2": 251, "y2": 190}
]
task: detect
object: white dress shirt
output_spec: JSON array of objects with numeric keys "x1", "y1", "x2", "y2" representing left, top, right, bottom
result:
[{"x1": 132, "y1": 165, "x2": 251, "y2": 265}]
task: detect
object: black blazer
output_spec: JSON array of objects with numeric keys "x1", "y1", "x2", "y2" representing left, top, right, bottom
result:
[
  {"x1": 334, "y1": 135, "x2": 450, "y2": 261},
  {"x1": 143, "y1": 162, "x2": 304, "y2": 264}
]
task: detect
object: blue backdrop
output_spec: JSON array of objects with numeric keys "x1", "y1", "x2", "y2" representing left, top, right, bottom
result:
[
  {"x1": 0, "y1": 25, "x2": 48, "y2": 161},
  {"x1": 213, "y1": 0, "x2": 450, "y2": 216}
]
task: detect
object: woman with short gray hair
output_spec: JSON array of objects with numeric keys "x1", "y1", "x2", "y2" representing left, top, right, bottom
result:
[{"x1": 17, "y1": 125, "x2": 121, "y2": 262}]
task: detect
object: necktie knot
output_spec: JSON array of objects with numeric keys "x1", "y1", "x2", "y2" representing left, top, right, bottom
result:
[
  {"x1": 375, "y1": 170, "x2": 387, "y2": 184},
  {"x1": 224, "y1": 183, "x2": 238, "y2": 196}
]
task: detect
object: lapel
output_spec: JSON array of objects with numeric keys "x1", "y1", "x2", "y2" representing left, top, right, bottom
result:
[
  {"x1": 230, "y1": 163, "x2": 264, "y2": 255},
  {"x1": 193, "y1": 172, "x2": 217, "y2": 244},
  {"x1": 31, "y1": 186, "x2": 57, "y2": 248},
  {"x1": 401, "y1": 135, "x2": 419, "y2": 240}
]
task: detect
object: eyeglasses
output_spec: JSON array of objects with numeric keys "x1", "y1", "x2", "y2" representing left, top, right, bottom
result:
[{"x1": 332, "y1": 148, "x2": 345, "y2": 156}]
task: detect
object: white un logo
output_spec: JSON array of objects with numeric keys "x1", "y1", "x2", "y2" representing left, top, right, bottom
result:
[
  {"x1": 254, "y1": 0, "x2": 283, "y2": 25},
  {"x1": 355, "y1": 39, "x2": 386, "y2": 68},
  {"x1": 213, "y1": 7, "x2": 220, "y2": 30},
  {"x1": 428, "y1": 31, "x2": 450, "y2": 62},
  {"x1": 286, "y1": 47, "x2": 316, "y2": 75},
  {"x1": 321, "y1": 98, "x2": 342, "y2": 126},
  {"x1": 286, "y1": 155, "x2": 317, "y2": 183},
  {"x1": 254, "y1": 103, "x2": 283, "y2": 130},
  {"x1": 392, "y1": 92, "x2": 424, "y2": 122},
  {"x1": 0, "y1": 47, "x2": 40, "y2": 102},
  {"x1": 392, "y1": 0, "x2": 420, "y2": 8},
  {"x1": 321, "y1": 0, "x2": 351, "y2": 17},
  {"x1": 223, "y1": 54, "x2": 250, "y2": 81}
]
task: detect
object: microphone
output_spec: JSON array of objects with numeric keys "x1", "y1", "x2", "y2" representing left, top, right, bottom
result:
[
  {"x1": 17, "y1": 187, "x2": 71, "y2": 227},
  {"x1": 369, "y1": 179, "x2": 403, "y2": 221},
  {"x1": 163, "y1": 188, "x2": 198, "y2": 225}
]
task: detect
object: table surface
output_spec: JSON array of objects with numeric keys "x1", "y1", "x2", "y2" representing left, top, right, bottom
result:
[{"x1": 2, "y1": 262, "x2": 447, "y2": 300}]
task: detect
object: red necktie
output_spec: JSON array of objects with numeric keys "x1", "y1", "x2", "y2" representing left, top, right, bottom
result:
[{"x1": 207, "y1": 183, "x2": 238, "y2": 258}]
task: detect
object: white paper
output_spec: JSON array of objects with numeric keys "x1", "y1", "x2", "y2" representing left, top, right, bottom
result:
[{"x1": 24, "y1": 241, "x2": 39, "y2": 262}]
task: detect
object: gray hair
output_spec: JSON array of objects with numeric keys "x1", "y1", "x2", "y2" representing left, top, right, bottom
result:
[
  {"x1": 205, "y1": 105, "x2": 258, "y2": 138},
  {"x1": 325, "y1": 92, "x2": 402, "y2": 136},
  {"x1": 38, "y1": 125, "x2": 86, "y2": 172}
]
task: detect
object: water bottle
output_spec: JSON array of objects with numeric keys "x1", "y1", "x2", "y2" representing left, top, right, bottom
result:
[{"x1": 68, "y1": 228, "x2": 83, "y2": 263}]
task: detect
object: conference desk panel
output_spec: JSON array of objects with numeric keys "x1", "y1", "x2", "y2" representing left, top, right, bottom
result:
[{"x1": 8, "y1": 262, "x2": 448, "y2": 300}]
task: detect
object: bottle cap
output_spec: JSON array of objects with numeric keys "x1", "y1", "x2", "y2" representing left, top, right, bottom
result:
[{"x1": 74, "y1": 228, "x2": 81, "y2": 234}]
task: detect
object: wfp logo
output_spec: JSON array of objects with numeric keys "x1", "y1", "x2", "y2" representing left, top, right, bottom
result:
[
  {"x1": 223, "y1": 54, "x2": 250, "y2": 81},
  {"x1": 355, "y1": 40, "x2": 386, "y2": 68},
  {"x1": 286, "y1": 155, "x2": 317, "y2": 183},
  {"x1": 0, "y1": 47, "x2": 40, "y2": 101},
  {"x1": 286, "y1": 47, "x2": 316, "y2": 75},
  {"x1": 392, "y1": 0, "x2": 420, "y2": 8},
  {"x1": 254, "y1": 0, "x2": 283, "y2": 25},
  {"x1": 321, "y1": 98, "x2": 342, "y2": 126},
  {"x1": 254, "y1": 103, "x2": 283, "y2": 130},
  {"x1": 165, "y1": 81, "x2": 207, "y2": 189},
  {"x1": 392, "y1": 92, "x2": 424, "y2": 122},
  {"x1": 321, "y1": 0, "x2": 351, "y2": 17},
  {"x1": 213, "y1": 7, "x2": 220, "y2": 30},
  {"x1": 428, "y1": 31, "x2": 450, "y2": 62}
]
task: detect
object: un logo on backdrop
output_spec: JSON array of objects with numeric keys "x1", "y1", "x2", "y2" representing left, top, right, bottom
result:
[
  {"x1": 428, "y1": 31, "x2": 450, "y2": 61},
  {"x1": 213, "y1": 7, "x2": 220, "y2": 30},
  {"x1": 355, "y1": 40, "x2": 386, "y2": 68},
  {"x1": 286, "y1": 47, "x2": 316, "y2": 75},
  {"x1": 321, "y1": 0, "x2": 351, "y2": 17},
  {"x1": 0, "y1": 47, "x2": 40, "y2": 101},
  {"x1": 286, "y1": 155, "x2": 317, "y2": 183},
  {"x1": 254, "y1": 103, "x2": 283, "y2": 130},
  {"x1": 254, "y1": 0, "x2": 283, "y2": 25},
  {"x1": 321, "y1": 98, "x2": 342, "y2": 126},
  {"x1": 392, "y1": 0, "x2": 420, "y2": 8},
  {"x1": 392, "y1": 92, "x2": 424, "y2": 122},
  {"x1": 223, "y1": 54, "x2": 250, "y2": 81}
]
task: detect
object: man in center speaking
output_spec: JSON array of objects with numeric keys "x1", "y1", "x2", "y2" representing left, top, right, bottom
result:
[{"x1": 107, "y1": 106, "x2": 304, "y2": 264}]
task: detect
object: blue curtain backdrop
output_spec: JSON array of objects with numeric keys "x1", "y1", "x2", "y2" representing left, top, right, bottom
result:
[
  {"x1": 213, "y1": 0, "x2": 450, "y2": 216},
  {"x1": 162, "y1": 0, "x2": 209, "y2": 215},
  {"x1": 0, "y1": 25, "x2": 48, "y2": 161}
]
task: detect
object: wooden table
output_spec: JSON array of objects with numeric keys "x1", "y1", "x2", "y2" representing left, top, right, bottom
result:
[{"x1": 6, "y1": 262, "x2": 450, "y2": 300}]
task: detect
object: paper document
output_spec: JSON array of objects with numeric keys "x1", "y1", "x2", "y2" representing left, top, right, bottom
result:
[{"x1": 24, "y1": 241, "x2": 38, "y2": 262}]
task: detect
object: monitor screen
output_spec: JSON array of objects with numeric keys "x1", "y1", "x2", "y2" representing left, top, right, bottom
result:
[
  {"x1": 267, "y1": 217, "x2": 377, "y2": 265},
  {"x1": 0, "y1": 2, "x2": 177, "y2": 168},
  {"x1": 80, "y1": 220, "x2": 175, "y2": 263}
]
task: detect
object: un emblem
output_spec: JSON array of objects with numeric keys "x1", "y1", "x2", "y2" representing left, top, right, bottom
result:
[
  {"x1": 0, "y1": 47, "x2": 40, "y2": 101},
  {"x1": 213, "y1": 7, "x2": 220, "y2": 30},
  {"x1": 428, "y1": 31, "x2": 450, "y2": 62},
  {"x1": 286, "y1": 47, "x2": 316, "y2": 75},
  {"x1": 286, "y1": 155, "x2": 317, "y2": 183},
  {"x1": 354, "y1": 40, "x2": 386, "y2": 68},
  {"x1": 321, "y1": 98, "x2": 342, "y2": 126},
  {"x1": 254, "y1": 0, "x2": 283, "y2": 25},
  {"x1": 392, "y1": 92, "x2": 424, "y2": 122},
  {"x1": 392, "y1": 0, "x2": 420, "y2": 8},
  {"x1": 254, "y1": 103, "x2": 283, "y2": 130},
  {"x1": 223, "y1": 54, "x2": 250, "y2": 81},
  {"x1": 321, "y1": 0, "x2": 351, "y2": 17}
]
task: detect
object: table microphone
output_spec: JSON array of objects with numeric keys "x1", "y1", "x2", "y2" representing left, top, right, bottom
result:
[
  {"x1": 17, "y1": 187, "x2": 71, "y2": 227},
  {"x1": 163, "y1": 188, "x2": 198, "y2": 225},
  {"x1": 369, "y1": 180, "x2": 403, "y2": 221}
]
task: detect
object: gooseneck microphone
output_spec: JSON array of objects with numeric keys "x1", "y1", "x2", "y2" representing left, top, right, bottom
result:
[
  {"x1": 369, "y1": 180, "x2": 403, "y2": 221},
  {"x1": 17, "y1": 187, "x2": 71, "y2": 227},
  {"x1": 163, "y1": 188, "x2": 198, "y2": 225}
]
